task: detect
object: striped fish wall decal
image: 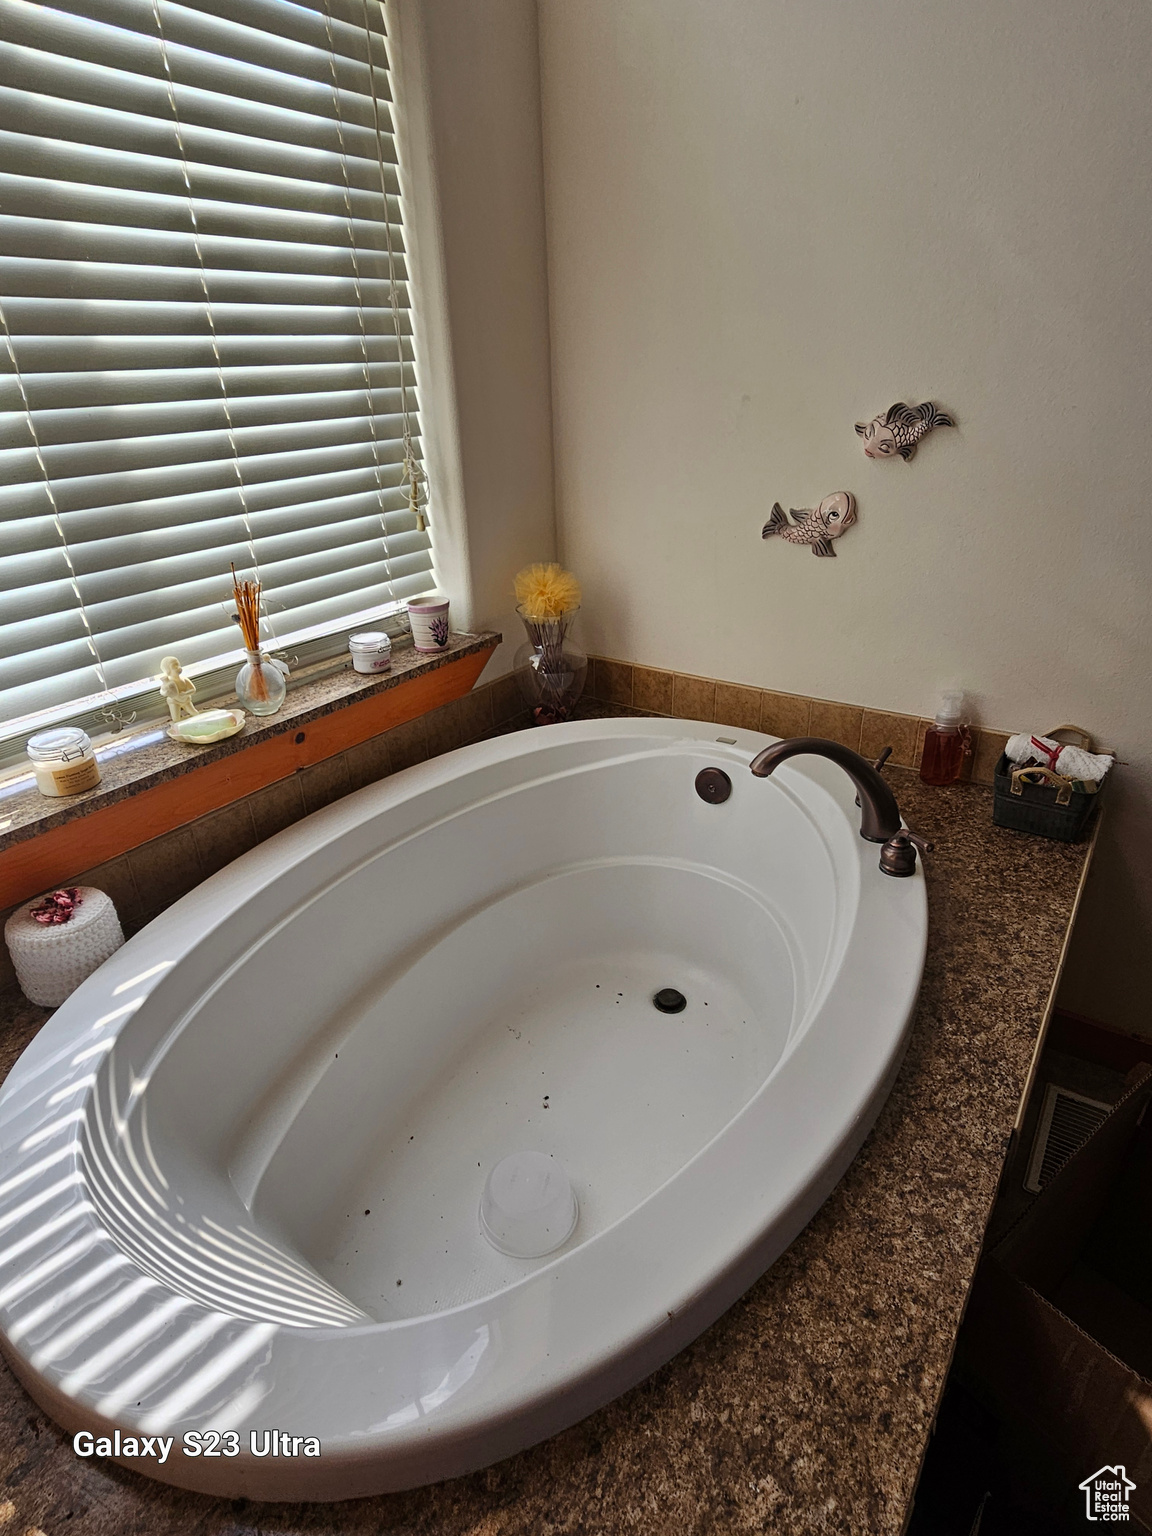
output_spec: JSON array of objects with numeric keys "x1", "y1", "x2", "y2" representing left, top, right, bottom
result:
[{"x1": 855, "y1": 401, "x2": 955, "y2": 461}]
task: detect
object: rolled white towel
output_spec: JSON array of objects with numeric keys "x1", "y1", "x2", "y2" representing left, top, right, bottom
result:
[{"x1": 1005, "y1": 733, "x2": 1114, "y2": 784}]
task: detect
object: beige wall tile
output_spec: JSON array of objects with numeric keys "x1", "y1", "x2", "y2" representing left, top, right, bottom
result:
[
  {"x1": 487, "y1": 712, "x2": 533, "y2": 739},
  {"x1": 191, "y1": 801, "x2": 259, "y2": 880},
  {"x1": 759, "y1": 690, "x2": 811, "y2": 739},
  {"x1": 714, "y1": 682, "x2": 761, "y2": 731},
  {"x1": 387, "y1": 715, "x2": 429, "y2": 772},
  {"x1": 490, "y1": 672, "x2": 524, "y2": 724},
  {"x1": 596, "y1": 658, "x2": 634, "y2": 706},
  {"x1": 456, "y1": 686, "x2": 495, "y2": 743},
  {"x1": 299, "y1": 755, "x2": 352, "y2": 814},
  {"x1": 345, "y1": 732, "x2": 392, "y2": 793},
  {"x1": 249, "y1": 775, "x2": 306, "y2": 842},
  {"x1": 809, "y1": 700, "x2": 864, "y2": 753},
  {"x1": 583, "y1": 654, "x2": 1017, "y2": 794},
  {"x1": 972, "y1": 729, "x2": 1010, "y2": 785},
  {"x1": 129, "y1": 826, "x2": 204, "y2": 919},
  {"x1": 860, "y1": 710, "x2": 919, "y2": 770},
  {"x1": 72, "y1": 855, "x2": 144, "y2": 935},
  {"x1": 672, "y1": 673, "x2": 715, "y2": 722},
  {"x1": 632, "y1": 665, "x2": 674, "y2": 715},
  {"x1": 424, "y1": 701, "x2": 463, "y2": 757}
]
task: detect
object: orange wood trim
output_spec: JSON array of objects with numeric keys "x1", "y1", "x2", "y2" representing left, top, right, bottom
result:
[{"x1": 0, "y1": 645, "x2": 495, "y2": 910}]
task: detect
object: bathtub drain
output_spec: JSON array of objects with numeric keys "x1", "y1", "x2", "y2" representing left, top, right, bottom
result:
[{"x1": 653, "y1": 988, "x2": 687, "y2": 1014}]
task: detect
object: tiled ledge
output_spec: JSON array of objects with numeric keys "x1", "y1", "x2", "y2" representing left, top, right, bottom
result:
[
  {"x1": 585, "y1": 656, "x2": 1012, "y2": 784},
  {"x1": 0, "y1": 632, "x2": 501, "y2": 849},
  {"x1": 0, "y1": 664, "x2": 527, "y2": 997}
]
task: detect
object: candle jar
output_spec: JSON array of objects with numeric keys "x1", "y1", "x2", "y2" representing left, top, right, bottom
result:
[
  {"x1": 348, "y1": 631, "x2": 393, "y2": 674},
  {"x1": 235, "y1": 650, "x2": 288, "y2": 716},
  {"x1": 408, "y1": 594, "x2": 451, "y2": 652},
  {"x1": 26, "y1": 727, "x2": 102, "y2": 797}
]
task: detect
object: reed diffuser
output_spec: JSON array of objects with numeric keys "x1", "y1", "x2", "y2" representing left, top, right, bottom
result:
[
  {"x1": 512, "y1": 563, "x2": 587, "y2": 725},
  {"x1": 231, "y1": 564, "x2": 287, "y2": 716}
]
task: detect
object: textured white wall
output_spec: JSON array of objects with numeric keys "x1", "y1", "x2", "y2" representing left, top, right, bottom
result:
[
  {"x1": 538, "y1": 1, "x2": 1152, "y2": 1033},
  {"x1": 393, "y1": 0, "x2": 556, "y2": 677}
]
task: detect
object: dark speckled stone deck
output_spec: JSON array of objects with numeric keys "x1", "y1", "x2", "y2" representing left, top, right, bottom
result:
[{"x1": 0, "y1": 710, "x2": 1091, "y2": 1535}]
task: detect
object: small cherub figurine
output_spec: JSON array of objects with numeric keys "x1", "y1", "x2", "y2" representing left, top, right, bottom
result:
[{"x1": 158, "y1": 655, "x2": 198, "y2": 721}]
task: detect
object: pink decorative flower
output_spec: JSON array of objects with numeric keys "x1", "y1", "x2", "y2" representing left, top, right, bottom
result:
[{"x1": 31, "y1": 889, "x2": 82, "y2": 925}]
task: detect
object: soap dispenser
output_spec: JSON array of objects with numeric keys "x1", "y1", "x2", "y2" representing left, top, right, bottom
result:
[{"x1": 920, "y1": 690, "x2": 972, "y2": 786}]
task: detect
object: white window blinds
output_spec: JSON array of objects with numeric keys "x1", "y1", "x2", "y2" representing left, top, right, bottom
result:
[{"x1": 0, "y1": 0, "x2": 433, "y2": 732}]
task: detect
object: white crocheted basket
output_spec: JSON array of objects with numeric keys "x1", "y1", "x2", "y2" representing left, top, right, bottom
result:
[{"x1": 4, "y1": 887, "x2": 125, "y2": 1008}]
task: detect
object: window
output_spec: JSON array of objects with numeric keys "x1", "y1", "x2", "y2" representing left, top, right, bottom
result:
[{"x1": 0, "y1": 0, "x2": 434, "y2": 748}]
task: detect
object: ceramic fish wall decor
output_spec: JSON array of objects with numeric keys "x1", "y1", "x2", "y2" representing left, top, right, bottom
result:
[
  {"x1": 855, "y1": 401, "x2": 954, "y2": 460},
  {"x1": 762, "y1": 491, "x2": 856, "y2": 558}
]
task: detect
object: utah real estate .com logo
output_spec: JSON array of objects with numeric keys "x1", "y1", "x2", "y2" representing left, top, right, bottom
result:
[{"x1": 1079, "y1": 1465, "x2": 1136, "y2": 1522}]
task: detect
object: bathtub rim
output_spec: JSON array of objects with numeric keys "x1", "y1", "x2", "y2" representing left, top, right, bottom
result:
[{"x1": 0, "y1": 716, "x2": 927, "y2": 1498}]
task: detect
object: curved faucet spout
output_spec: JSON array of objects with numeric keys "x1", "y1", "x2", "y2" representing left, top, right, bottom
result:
[{"x1": 749, "y1": 736, "x2": 902, "y2": 843}]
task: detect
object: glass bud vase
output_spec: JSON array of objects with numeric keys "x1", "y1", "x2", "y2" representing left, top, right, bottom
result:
[
  {"x1": 514, "y1": 606, "x2": 587, "y2": 726},
  {"x1": 235, "y1": 649, "x2": 287, "y2": 716}
]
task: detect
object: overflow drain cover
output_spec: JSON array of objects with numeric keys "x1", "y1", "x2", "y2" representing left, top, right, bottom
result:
[
  {"x1": 653, "y1": 988, "x2": 687, "y2": 1014},
  {"x1": 695, "y1": 767, "x2": 732, "y2": 803}
]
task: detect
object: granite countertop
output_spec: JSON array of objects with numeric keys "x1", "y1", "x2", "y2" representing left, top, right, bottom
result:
[
  {"x1": 0, "y1": 728, "x2": 1091, "y2": 1535},
  {"x1": 0, "y1": 631, "x2": 499, "y2": 850}
]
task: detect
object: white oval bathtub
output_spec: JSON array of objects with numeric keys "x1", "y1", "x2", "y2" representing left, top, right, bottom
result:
[{"x1": 0, "y1": 716, "x2": 926, "y2": 1499}]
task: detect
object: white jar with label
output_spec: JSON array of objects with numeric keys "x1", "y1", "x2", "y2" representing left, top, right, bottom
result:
[
  {"x1": 26, "y1": 727, "x2": 102, "y2": 797},
  {"x1": 348, "y1": 631, "x2": 393, "y2": 674}
]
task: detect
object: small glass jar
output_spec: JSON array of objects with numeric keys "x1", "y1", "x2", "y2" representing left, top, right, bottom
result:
[
  {"x1": 348, "y1": 631, "x2": 393, "y2": 674},
  {"x1": 27, "y1": 727, "x2": 102, "y2": 798},
  {"x1": 235, "y1": 649, "x2": 288, "y2": 716},
  {"x1": 514, "y1": 606, "x2": 587, "y2": 725}
]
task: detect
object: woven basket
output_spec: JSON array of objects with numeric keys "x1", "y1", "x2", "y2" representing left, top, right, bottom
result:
[{"x1": 992, "y1": 724, "x2": 1109, "y2": 844}]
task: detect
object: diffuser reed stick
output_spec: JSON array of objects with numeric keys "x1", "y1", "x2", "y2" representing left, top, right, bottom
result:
[{"x1": 231, "y1": 563, "x2": 267, "y2": 702}]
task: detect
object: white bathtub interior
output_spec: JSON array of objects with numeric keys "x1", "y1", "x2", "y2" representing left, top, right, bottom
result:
[
  {"x1": 88, "y1": 737, "x2": 851, "y2": 1329},
  {"x1": 255, "y1": 860, "x2": 799, "y2": 1320}
]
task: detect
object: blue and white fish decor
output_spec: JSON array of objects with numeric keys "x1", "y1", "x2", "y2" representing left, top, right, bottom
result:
[
  {"x1": 855, "y1": 401, "x2": 954, "y2": 461},
  {"x1": 762, "y1": 491, "x2": 856, "y2": 558}
]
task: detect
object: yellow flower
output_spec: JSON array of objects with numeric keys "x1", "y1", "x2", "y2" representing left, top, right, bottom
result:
[{"x1": 514, "y1": 563, "x2": 581, "y2": 620}]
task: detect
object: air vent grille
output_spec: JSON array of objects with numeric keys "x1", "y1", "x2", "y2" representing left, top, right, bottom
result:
[{"x1": 1024, "y1": 1082, "x2": 1111, "y2": 1193}]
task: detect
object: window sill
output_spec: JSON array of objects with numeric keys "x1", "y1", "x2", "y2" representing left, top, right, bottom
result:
[{"x1": 0, "y1": 631, "x2": 499, "y2": 909}]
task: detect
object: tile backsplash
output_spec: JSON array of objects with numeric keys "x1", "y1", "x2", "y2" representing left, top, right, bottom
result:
[
  {"x1": 0, "y1": 659, "x2": 1011, "y2": 1003},
  {"x1": 586, "y1": 656, "x2": 1010, "y2": 784}
]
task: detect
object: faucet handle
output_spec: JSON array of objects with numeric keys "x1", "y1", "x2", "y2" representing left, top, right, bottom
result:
[
  {"x1": 879, "y1": 827, "x2": 934, "y2": 878},
  {"x1": 856, "y1": 746, "x2": 893, "y2": 807}
]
